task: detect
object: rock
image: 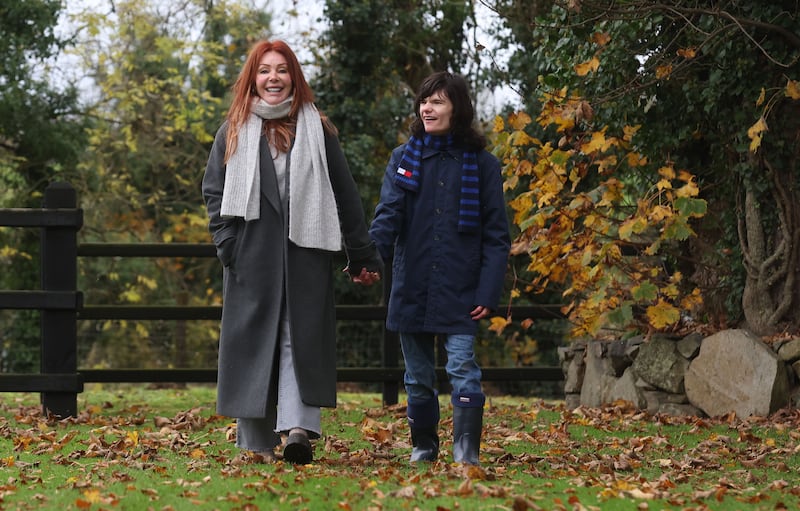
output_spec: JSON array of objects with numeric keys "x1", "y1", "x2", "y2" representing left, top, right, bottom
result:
[
  {"x1": 641, "y1": 390, "x2": 666, "y2": 414},
  {"x1": 606, "y1": 339, "x2": 631, "y2": 376},
  {"x1": 676, "y1": 333, "x2": 703, "y2": 359},
  {"x1": 564, "y1": 393, "x2": 581, "y2": 410},
  {"x1": 607, "y1": 367, "x2": 647, "y2": 409},
  {"x1": 791, "y1": 360, "x2": 800, "y2": 381},
  {"x1": 685, "y1": 329, "x2": 790, "y2": 417},
  {"x1": 559, "y1": 344, "x2": 586, "y2": 394},
  {"x1": 631, "y1": 336, "x2": 689, "y2": 394},
  {"x1": 580, "y1": 341, "x2": 619, "y2": 407},
  {"x1": 777, "y1": 338, "x2": 800, "y2": 363}
]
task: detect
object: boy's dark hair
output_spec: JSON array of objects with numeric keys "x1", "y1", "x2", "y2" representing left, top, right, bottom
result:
[{"x1": 409, "y1": 71, "x2": 486, "y2": 151}]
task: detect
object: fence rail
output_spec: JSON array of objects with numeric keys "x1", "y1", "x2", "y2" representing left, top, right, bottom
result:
[{"x1": 0, "y1": 182, "x2": 565, "y2": 417}]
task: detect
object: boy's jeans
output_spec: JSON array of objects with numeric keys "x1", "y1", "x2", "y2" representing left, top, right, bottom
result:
[{"x1": 400, "y1": 332, "x2": 483, "y2": 402}]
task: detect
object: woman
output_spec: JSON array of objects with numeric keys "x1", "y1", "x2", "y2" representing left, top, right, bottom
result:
[
  {"x1": 202, "y1": 40, "x2": 381, "y2": 464},
  {"x1": 369, "y1": 71, "x2": 510, "y2": 465}
]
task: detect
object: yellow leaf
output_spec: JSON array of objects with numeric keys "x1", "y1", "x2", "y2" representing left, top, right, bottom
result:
[
  {"x1": 675, "y1": 179, "x2": 699, "y2": 198},
  {"x1": 509, "y1": 194, "x2": 533, "y2": 213},
  {"x1": 121, "y1": 289, "x2": 142, "y2": 303},
  {"x1": 748, "y1": 116, "x2": 768, "y2": 152},
  {"x1": 749, "y1": 133, "x2": 763, "y2": 152},
  {"x1": 658, "y1": 165, "x2": 676, "y2": 179},
  {"x1": 680, "y1": 288, "x2": 703, "y2": 311},
  {"x1": 786, "y1": 79, "x2": 800, "y2": 100},
  {"x1": 581, "y1": 130, "x2": 611, "y2": 154},
  {"x1": 626, "y1": 152, "x2": 647, "y2": 167},
  {"x1": 596, "y1": 154, "x2": 618, "y2": 174},
  {"x1": 656, "y1": 179, "x2": 673, "y2": 191},
  {"x1": 646, "y1": 300, "x2": 680, "y2": 329},
  {"x1": 492, "y1": 115, "x2": 505, "y2": 133},
  {"x1": 592, "y1": 32, "x2": 611, "y2": 46},
  {"x1": 677, "y1": 169, "x2": 694, "y2": 182},
  {"x1": 510, "y1": 130, "x2": 535, "y2": 146},
  {"x1": 649, "y1": 205, "x2": 672, "y2": 221},
  {"x1": 655, "y1": 64, "x2": 673, "y2": 79},
  {"x1": 755, "y1": 87, "x2": 766, "y2": 107},
  {"x1": 509, "y1": 111, "x2": 532, "y2": 130},
  {"x1": 622, "y1": 125, "x2": 640, "y2": 142},
  {"x1": 676, "y1": 47, "x2": 697, "y2": 59},
  {"x1": 138, "y1": 275, "x2": 158, "y2": 290},
  {"x1": 574, "y1": 56, "x2": 600, "y2": 76},
  {"x1": 748, "y1": 116, "x2": 768, "y2": 139},
  {"x1": 488, "y1": 316, "x2": 510, "y2": 335},
  {"x1": 598, "y1": 178, "x2": 624, "y2": 206},
  {"x1": 618, "y1": 217, "x2": 646, "y2": 241}
]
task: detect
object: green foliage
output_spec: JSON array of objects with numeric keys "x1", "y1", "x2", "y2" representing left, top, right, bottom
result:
[
  {"x1": 0, "y1": 0, "x2": 86, "y2": 195},
  {"x1": 0, "y1": 0, "x2": 87, "y2": 371}
]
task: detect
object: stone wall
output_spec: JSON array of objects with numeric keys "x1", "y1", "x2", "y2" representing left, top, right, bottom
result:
[{"x1": 558, "y1": 328, "x2": 800, "y2": 417}]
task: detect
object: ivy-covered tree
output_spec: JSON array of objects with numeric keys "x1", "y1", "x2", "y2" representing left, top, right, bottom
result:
[
  {"x1": 0, "y1": 0, "x2": 86, "y2": 201},
  {"x1": 488, "y1": 0, "x2": 800, "y2": 336}
]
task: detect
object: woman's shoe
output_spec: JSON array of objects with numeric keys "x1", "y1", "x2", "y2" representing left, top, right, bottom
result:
[{"x1": 283, "y1": 431, "x2": 313, "y2": 464}]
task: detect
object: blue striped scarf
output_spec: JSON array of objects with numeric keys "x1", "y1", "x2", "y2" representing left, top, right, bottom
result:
[{"x1": 395, "y1": 134, "x2": 480, "y2": 232}]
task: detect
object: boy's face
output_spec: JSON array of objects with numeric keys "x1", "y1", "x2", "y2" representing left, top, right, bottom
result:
[{"x1": 419, "y1": 90, "x2": 453, "y2": 135}]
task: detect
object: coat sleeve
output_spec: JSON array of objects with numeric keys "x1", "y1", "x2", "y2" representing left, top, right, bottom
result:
[
  {"x1": 474, "y1": 151, "x2": 511, "y2": 309},
  {"x1": 202, "y1": 122, "x2": 240, "y2": 266},
  {"x1": 324, "y1": 130, "x2": 383, "y2": 275},
  {"x1": 368, "y1": 146, "x2": 406, "y2": 261}
]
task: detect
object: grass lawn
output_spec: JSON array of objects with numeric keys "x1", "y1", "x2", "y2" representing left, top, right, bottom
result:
[{"x1": 1, "y1": 384, "x2": 799, "y2": 510}]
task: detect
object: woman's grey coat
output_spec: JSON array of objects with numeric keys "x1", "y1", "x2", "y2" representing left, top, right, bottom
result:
[{"x1": 202, "y1": 121, "x2": 380, "y2": 418}]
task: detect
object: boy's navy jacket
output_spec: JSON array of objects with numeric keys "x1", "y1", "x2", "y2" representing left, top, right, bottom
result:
[{"x1": 370, "y1": 142, "x2": 511, "y2": 335}]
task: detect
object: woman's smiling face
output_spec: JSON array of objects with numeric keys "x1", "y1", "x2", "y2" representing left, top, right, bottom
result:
[{"x1": 255, "y1": 50, "x2": 293, "y2": 104}]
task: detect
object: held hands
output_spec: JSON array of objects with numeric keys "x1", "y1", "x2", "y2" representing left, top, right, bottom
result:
[
  {"x1": 345, "y1": 266, "x2": 381, "y2": 286},
  {"x1": 470, "y1": 305, "x2": 491, "y2": 321}
]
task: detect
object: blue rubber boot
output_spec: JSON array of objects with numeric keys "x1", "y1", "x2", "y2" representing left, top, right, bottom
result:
[
  {"x1": 452, "y1": 392, "x2": 485, "y2": 465},
  {"x1": 407, "y1": 394, "x2": 440, "y2": 462}
]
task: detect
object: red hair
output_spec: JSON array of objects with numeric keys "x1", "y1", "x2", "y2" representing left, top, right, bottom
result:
[{"x1": 224, "y1": 40, "x2": 319, "y2": 159}]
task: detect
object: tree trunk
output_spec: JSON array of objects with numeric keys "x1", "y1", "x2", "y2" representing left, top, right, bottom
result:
[{"x1": 739, "y1": 159, "x2": 800, "y2": 335}]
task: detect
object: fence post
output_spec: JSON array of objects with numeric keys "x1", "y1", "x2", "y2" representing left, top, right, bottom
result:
[
  {"x1": 40, "y1": 182, "x2": 80, "y2": 417},
  {"x1": 381, "y1": 263, "x2": 399, "y2": 405}
]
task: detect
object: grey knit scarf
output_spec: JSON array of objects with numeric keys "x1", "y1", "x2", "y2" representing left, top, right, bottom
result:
[{"x1": 220, "y1": 97, "x2": 342, "y2": 251}]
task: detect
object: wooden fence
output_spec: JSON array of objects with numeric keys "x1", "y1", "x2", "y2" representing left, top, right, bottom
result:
[{"x1": 0, "y1": 182, "x2": 565, "y2": 417}]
